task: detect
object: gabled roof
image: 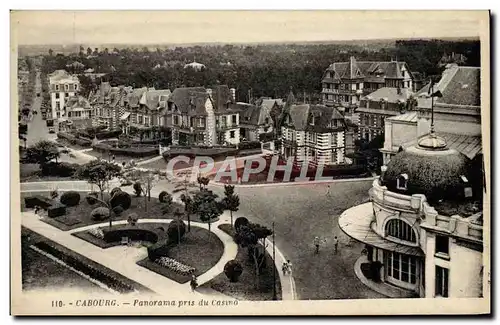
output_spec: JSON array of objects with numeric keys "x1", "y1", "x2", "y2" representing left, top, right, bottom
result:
[
  {"x1": 237, "y1": 103, "x2": 261, "y2": 126},
  {"x1": 362, "y1": 87, "x2": 413, "y2": 103},
  {"x1": 65, "y1": 96, "x2": 91, "y2": 110},
  {"x1": 285, "y1": 104, "x2": 345, "y2": 132},
  {"x1": 141, "y1": 89, "x2": 172, "y2": 110},
  {"x1": 211, "y1": 85, "x2": 234, "y2": 112},
  {"x1": 324, "y1": 58, "x2": 409, "y2": 82},
  {"x1": 169, "y1": 87, "x2": 209, "y2": 115},
  {"x1": 125, "y1": 87, "x2": 148, "y2": 108}
]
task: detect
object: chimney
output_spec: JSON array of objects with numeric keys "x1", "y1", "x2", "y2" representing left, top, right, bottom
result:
[
  {"x1": 230, "y1": 88, "x2": 236, "y2": 102},
  {"x1": 206, "y1": 88, "x2": 212, "y2": 97}
]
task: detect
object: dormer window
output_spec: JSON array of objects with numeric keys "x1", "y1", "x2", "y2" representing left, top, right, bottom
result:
[
  {"x1": 310, "y1": 115, "x2": 316, "y2": 126},
  {"x1": 461, "y1": 175, "x2": 473, "y2": 198},
  {"x1": 397, "y1": 173, "x2": 408, "y2": 190}
]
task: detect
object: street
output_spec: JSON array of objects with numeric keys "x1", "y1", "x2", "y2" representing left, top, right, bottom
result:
[{"x1": 25, "y1": 71, "x2": 56, "y2": 147}]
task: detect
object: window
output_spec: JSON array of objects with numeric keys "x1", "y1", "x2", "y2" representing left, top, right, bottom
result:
[
  {"x1": 65, "y1": 84, "x2": 69, "y2": 91},
  {"x1": 232, "y1": 114, "x2": 237, "y2": 125},
  {"x1": 65, "y1": 93, "x2": 69, "y2": 97},
  {"x1": 55, "y1": 84, "x2": 60, "y2": 91},
  {"x1": 265, "y1": 117, "x2": 269, "y2": 125},
  {"x1": 397, "y1": 173, "x2": 408, "y2": 190},
  {"x1": 387, "y1": 252, "x2": 417, "y2": 284},
  {"x1": 435, "y1": 235, "x2": 449, "y2": 256},
  {"x1": 385, "y1": 219, "x2": 417, "y2": 243},
  {"x1": 138, "y1": 115, "x2": 143, "y2": 124},
  {"x1": 230, "y1": 130, "x2": 235, "y2": 139},
  {"x1": 435, "y1": 266, "x2": 449, "y2": 297},
  {"x1": 55, "y1": 93, "x2": 60, "y2": 99},
  {"x1": 198, "y1": 118, "x2": 205, "y2": 128},
  {"x1": 310, "y1": 116, "x2": 315, "y2": 126},
  {"x1": 74, "y1": 84, "x2": 78, "y2": 91},
  {"x1": 55, "y1": 102, "x2": 60, "y2": 110}
]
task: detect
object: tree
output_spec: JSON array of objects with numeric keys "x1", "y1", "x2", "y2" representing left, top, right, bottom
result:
[
  {"x1": 87, "y1": 47, "x2": 92, "y2": 56},
  {"x1": 197, "y1": 175, "x2": 210, "y2": 190},
  {"x1": 192, "y1": 190, "x2": 222, "y2": 233},
  {"x1": 224, "y1": 260, "x2": 243, "y2": 282},
  {"x1": 48, "y1": 49, "x2": 53, "y2": 57},
  {"x1": 223, "y1": 185, "x2": 240, "y2": 226},
  {"x1": 180, "y1": 193, "x2": 194, "y2": 232},
  {"x1": 234, "y1": 222, "x2": 272, "y2": 288},
  {"x1": 126, "y1": 170, "x2": 161, "y2": 214},
  {"x1": 25, "y1": 140, "x2": 60, "y2": 167},
  {"x1": 77, "y1": 160, "x2": 122, "y2": 200}
]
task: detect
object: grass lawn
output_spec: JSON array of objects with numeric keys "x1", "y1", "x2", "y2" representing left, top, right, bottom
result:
[
  {"x1": 199, "y1": 223, "x2": 281, "y2": 301},
  {"x1": 22, "y1": 243, "x2": 106, "y2": 293},
  {"x1": 224, "y1": 179, "x2": 386, "y2": 300},
  {"x1": 22, "y1": 227, "x2": 151, "y2": 293},
  {"x1": 137, "y1": 226, "x2": 224, "y2": 284},
  {"x1": 20, "y1": 191, "x2": 184, "y2": 231}
]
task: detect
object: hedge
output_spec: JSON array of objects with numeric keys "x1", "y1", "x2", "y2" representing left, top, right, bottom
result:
[
  {"x1": 238, "y1": 141, "x2": 261, "y2": 151},
  {"x1": 56, "y1": 132, "x2": 92, "y2": 147},
  {"x1": 24, "y1": 195, "x2": 54, "y2": 210},
  {"x1": 92, "y1": 143, "x2": 158, "y2": 158},
  {"x1": 147, "y1": 238, "x2": 176, "y2": 261},
  {"x1": 102, "y1": 227, "x2": 159, "y2": 244},
  {"x1": 60, "y1": 191, "x2": 80, "y2": 207},
  {"x1": 47, "y1": 203, "x2": 66, "y2": 218},
  {"x1": 95, "y1": 130, "x2": 122, "y2": 140},
  {"x1": 40, "y1": 162, "x2": 79, "y2": 177},
  {"x1": 33, "y1": 241, "x2": 136, "y2": 293}
]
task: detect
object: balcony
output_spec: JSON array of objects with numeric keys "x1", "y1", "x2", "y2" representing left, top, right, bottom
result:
[{"x1": 322, "y1": 88, "x2": 339, "y2": 94}]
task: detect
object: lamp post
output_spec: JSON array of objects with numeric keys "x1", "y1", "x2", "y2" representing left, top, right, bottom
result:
[{"x1": 272, "y1": 221, "x2": 277, "y2": 300}]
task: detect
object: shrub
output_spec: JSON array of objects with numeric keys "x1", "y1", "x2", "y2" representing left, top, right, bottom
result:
[
  {"x1": 47, "y1": 203, "x2": 66, "y2": 218},
  {"x1": 238, "y1": 141, "x2": 262, "y2": 151},
  {"x1": 86, "y1": 192, "x2": 99, "y2": 205},
  {"x1": 91, "y1": 207, "x2": 110, "y2": 221},
  {"x1": 88, "y1": 228, "x2": 104, "y2": 239},
  {"x1": 224, "y1": 260, "x2": 243, "y2": 282},
  {"x1": 109, "y1": 191, "x2": 132, "y2": 210},
  {"x1": 234, "y1": 217, "x2": 249, "y2": 232},
  {"x1": 112, "y1": 205, "x2": 124, "y2": 217},
  {"x1": 60, "y1": 191, "x2": 81, "y2": 207},
  {"x1": 133, "y1": 182, "x2": 142, "y2": 197},
  {"x1": 127, "y1": 213, "x2": 139, "y2": 226},
  {"x1": 159, "y1": 191, "x2": 171, "y2": 203},
  {"x1": 40, "y1": 162, "x2": 78, "y2": 177},
  {"x1": 147, "y1": 239, "x2": 174, "y2": 261},
  {"x1": 167, "y1": 219, "x2": 186, "y2": 243},
  {"x1": 110, "y1": 187, "x2": 122, "y2": 198}
]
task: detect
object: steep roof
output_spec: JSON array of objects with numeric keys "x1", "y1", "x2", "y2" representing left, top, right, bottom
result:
[
  {"x1": 237, "y1": 103, "x2": 261, "y2": 126},
  {"x1": 286, "y1": 104, "x2": 345, "y2": 132},
  {"x1": 125, "y1": 87, "x2": 148, "y2": 108},
  {"x1": 169, "y1": 87, "x2": 209, "y2": 115},
  {"x1": 142, "y1": 89, "x2": 172, "y2": 110},
  {"x1": 417, "y1": 65, "x2": 480, "y2": 107},
  {"x1": 363, "y1": 87, "x2": 413, "y2": 103},
  {"x1": 211, "y1": 85, "x2": 234, "y2": 112},
  {"x1": 65, "y1": 96, "x2": 91, "y2": 109},
  {"x1": 324, "y1": 59, "x2": 408, "y2": 81}
]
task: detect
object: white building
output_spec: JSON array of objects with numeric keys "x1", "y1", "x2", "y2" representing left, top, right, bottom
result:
[
  {"x1": 280, "y1": 102, "x2": 347, "y2": 167},
  {"x1": 48, "y1": 70, "x2": 80, "y2": 119},
  {"x1": 339, "y1": 131, "x2": 485, "y2": 298}
]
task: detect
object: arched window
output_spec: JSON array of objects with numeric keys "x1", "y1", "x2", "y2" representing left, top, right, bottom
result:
[
  {"x1": 385, "y1": 219, "x2": 417, "y2": 243},
  {"x1": 397, "y1": 173, "x2": 408, "y2": 190}
]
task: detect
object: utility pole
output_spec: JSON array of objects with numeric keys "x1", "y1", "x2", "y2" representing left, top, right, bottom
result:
[{"x1": 272, "y1": 221, "x2": 277, "y2": 300}]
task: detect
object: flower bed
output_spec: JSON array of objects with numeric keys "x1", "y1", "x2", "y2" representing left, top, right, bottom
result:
[
  {"x1": 88, "y1": 227, "x2": 104, "y2": 239},
  {"x1": 155, "y1": 257, "x2": 195, "y2": 276}
]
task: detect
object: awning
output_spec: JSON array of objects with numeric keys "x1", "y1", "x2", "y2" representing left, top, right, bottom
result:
[
  {"x1": 338, "y1": 203, "x2": 424, "y2": 256},
  {"x1": 120, "y1": 112, "x2": 131, "y2": 120}
]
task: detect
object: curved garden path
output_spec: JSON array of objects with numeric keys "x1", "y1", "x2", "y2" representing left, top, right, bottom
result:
[{"x1": 20, "y1": 181, "x2": 296, "y2": 300}]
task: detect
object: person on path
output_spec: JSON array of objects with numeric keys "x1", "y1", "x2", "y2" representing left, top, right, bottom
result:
[
  {"x1": 334, "y1": 236, "x2": 339, "y2": 255},
  {"x1": 313, "y1": 236, "x2": 321, "y2": 254},
  {"x1": 190, "y1": 275, "x2": 198, "y2": 292},
  {"x1": 286, "y1": 260, "x2": 293, "y2": 275},
  {"x1": 34, "y1": 205, "x2": 39, "y2": 215},
  {"x1": 282, "y1": 262, "x2": 288, "y2": 275}
]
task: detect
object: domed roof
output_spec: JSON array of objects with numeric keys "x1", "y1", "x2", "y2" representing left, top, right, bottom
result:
[{"x1": 383, "y1": 133, "x2": 471, "y2": 202}]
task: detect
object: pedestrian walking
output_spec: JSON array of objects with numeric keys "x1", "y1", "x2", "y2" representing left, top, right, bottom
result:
[
  {"x1": 34, "y1": 205, "x2": 39, "y2": 215},
  {"x1": 334, "y1": 236, "x2": 339, "y2": 255},
  {"x1": 313, "y1": 236, "x2": 321, "y2": 254},
  {"x1": 190, "y1": 275, "x2": 198, "y2": 292},
  {"x1": 282, "y1": 262, "x2": 288, "y2": 275},
  {"x1": 286, "y1": 260, "x2": 293, "y2": 275}
]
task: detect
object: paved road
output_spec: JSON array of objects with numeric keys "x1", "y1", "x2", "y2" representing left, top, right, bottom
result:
[{"x1": 25, "y1": 71, "x2": 56, "y2": 147}]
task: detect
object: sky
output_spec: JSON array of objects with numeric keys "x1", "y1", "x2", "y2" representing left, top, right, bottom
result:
[{"x1": 11, "y1": 11, "x2": 486, "y2": 46}]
